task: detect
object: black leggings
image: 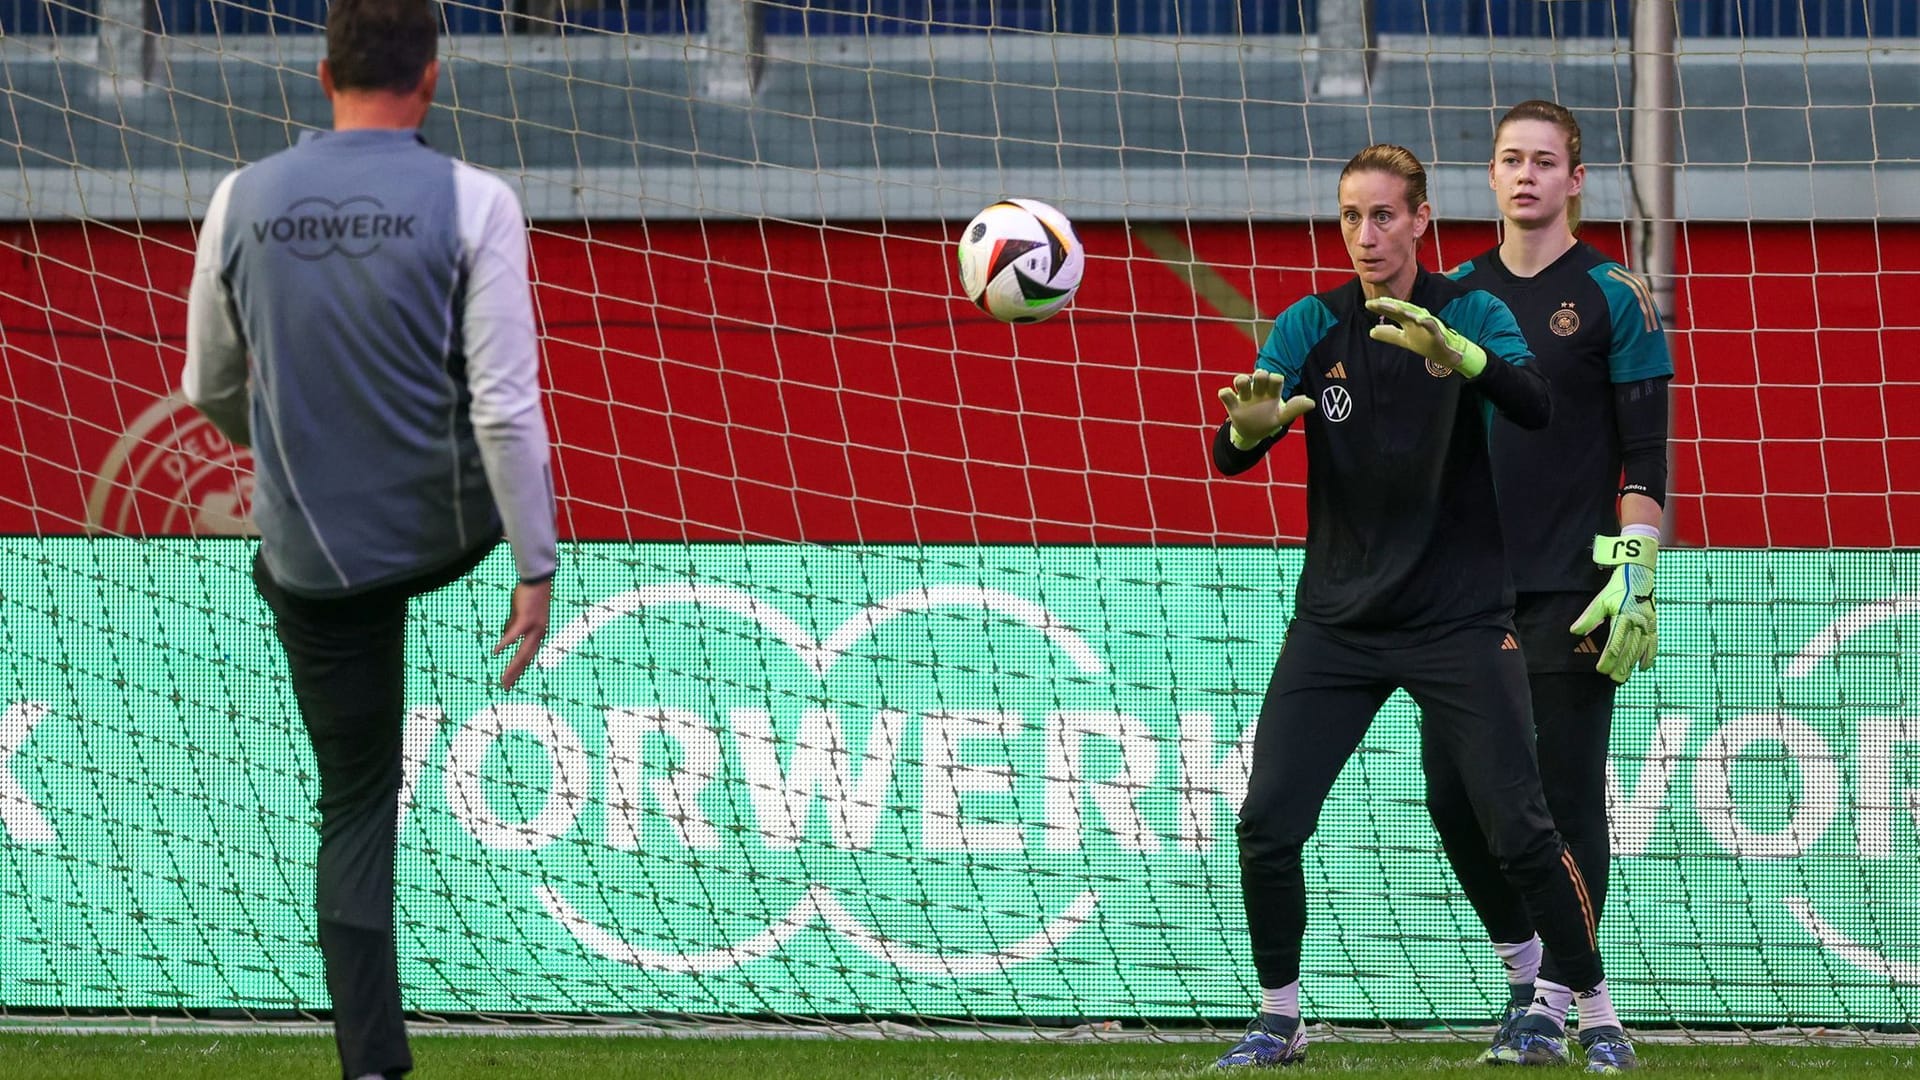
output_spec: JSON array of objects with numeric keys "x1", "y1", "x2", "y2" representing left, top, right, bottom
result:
[
  {"x1": 1424, "y1": 669, "x2": 1616, "y2": 988},
  {"x1": 1237, "y1": 617, "x2": 1603, "y2": 996}
]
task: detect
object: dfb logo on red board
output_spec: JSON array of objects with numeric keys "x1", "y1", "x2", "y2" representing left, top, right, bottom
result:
[{"x1": 86, "y1": 392, "x2": 256, "y2": 536}]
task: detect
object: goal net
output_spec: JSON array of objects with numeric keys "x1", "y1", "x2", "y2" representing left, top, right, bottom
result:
[{"x1": 2, "y1": 0, "x2": 1917, "y2": 1033}]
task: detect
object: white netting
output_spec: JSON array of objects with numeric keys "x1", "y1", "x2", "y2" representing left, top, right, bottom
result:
[{"x1": 2, "y1": 0, "x2": 1917, "y2": 1033}]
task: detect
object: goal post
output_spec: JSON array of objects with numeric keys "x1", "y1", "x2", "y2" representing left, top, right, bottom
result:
[{"x1": 2, "y1": 0, "x2": 1918, "y2": 1033}]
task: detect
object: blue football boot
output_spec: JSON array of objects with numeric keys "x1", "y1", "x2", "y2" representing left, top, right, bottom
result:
[
  {"x1": 1579, "y1": 1025, "x2": 1639, "y2": 1073},
  {"x1": 1215, "y1": 1014, "x2": 1308, "y2": 1068},
  {"x1": 1479, "y1": 1001, "x2": 1533, "y2": 1064},
  {"x1": 1486, "y1": 1013, "x2": 1569, "y2": 1066}
]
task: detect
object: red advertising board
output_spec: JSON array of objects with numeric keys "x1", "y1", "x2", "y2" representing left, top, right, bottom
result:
[{"x1": 2, "y1": 220, "x2": 1915, "y2": 546}]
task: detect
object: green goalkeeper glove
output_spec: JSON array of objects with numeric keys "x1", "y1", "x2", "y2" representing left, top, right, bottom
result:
[
  {"x1": 1570, "y1": 531, "x2": 1660, "y2": 684},
  {"x1": 1217, "y1": 368, "x2": 1315, "y2": 447},
  {"x1": 1364, "y1": 297, "x2": 1488, "y2": 378}
]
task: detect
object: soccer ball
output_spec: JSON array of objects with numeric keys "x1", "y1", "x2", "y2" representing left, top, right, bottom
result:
[{"x1": 955, "y1": 198, "x2": 1084, "y2": 323}]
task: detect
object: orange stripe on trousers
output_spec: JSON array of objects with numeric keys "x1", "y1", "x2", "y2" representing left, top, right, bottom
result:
[{"x1": 1561, "y1": 848, "x2": 1599, "y2": 951}]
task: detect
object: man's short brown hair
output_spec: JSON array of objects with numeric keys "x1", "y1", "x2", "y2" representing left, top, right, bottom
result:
[{"x1": 326, "y1": 0, "x2": 439, "y2": 94}]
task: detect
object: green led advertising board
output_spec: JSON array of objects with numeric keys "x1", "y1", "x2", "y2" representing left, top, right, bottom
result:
[{"x1": 2, "y1": 540, "x2": 1917, "y2": 1023}]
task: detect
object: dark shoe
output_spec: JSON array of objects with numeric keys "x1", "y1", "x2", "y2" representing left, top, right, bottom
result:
[
  {"x1": 1579, "y1": 1025, "x2": 1638, "y2": 1073},
  {"x1": 1486, "y1": 1013, "x2": 1569, "y2": 1066},
  {"x1": 1215, "y1": 1014, "x2": 1307, "y2": 1068},
  {"x1": 1479, "y1": 1001, "x2": 1532, "y2": 1064}
]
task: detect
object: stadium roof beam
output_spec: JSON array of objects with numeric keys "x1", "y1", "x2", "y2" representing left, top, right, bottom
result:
[
  {"x1": 1631, "y1": 0, "x2": 1679, "y2": 317},
  {"x1": 1315, "y1": 0, "x2": 1376, "y2": 99},
  {"x1": 703, "y1": 0, "x2": 766, "y2": 103}
]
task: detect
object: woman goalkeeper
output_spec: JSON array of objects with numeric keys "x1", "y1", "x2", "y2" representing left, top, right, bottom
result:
[
  {"x1": 1423, "y1": 99, "x2": 1674, "y2": 1074},
  {"x1": 1209, "y1": 143, "x2": 1623, "y2": 1071}
]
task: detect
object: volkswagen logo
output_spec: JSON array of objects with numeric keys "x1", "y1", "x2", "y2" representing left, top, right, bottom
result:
[{"x1": 1320, "y1": 384, "x2": 1354, "y2": 422}]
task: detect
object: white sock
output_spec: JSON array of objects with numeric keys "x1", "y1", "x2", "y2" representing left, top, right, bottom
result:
[
  {"x1": 1575, "y1": 980, "x2": 1621, "y2": 1033},
  {"x1": 1526, "y1": 979, "x2": 1573, "y2": 1031},
  {"x1": 1492, "y1": 937, "x2": 1542, "y2": 986},
  {"x1": 1545, "y1": 981, "x2": 1576, "y2": 1022},
  {"x1": 1261, "y1": 980, "x2": 1300, "y2": 1020}
]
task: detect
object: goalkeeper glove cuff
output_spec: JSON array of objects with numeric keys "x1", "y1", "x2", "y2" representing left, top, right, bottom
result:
[
  {"x1": 1451, "y1": 336, "x2": 1488, "y2": 379},
  {"x1": 1591, "y1": 528, "x2": 1659, "y2": 571}
]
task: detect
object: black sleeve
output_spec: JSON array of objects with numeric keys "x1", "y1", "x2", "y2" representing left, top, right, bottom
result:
[
  {"x1": 1469, "y1": 352, "x2": 1552, "y2": 431},
  {"x1": 1212, "y1": 420, "x2": 1286, "y2": 476},
  {"x1": 1614, "y1": 375, "x2": 1671, "y2": 504}
]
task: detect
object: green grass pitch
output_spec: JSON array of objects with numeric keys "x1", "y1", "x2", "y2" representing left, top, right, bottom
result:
[{"x1": 4, "y1": 1033, "x2": 1918, "y2": 1078}]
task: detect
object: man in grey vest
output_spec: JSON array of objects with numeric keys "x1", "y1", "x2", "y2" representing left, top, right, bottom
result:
[{"x1": 182, "y1": 1, "x2": 556, "y2": 1074}]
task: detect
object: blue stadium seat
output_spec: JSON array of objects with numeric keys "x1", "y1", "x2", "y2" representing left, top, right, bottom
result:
[{"x1": 0, "y1": 0, "x2": 1910, "y2": 38}]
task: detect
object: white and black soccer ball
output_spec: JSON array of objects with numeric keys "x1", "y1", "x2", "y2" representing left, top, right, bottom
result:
[{"x1": 955, "y1": 198, "x2": 1084, "y2": 323}]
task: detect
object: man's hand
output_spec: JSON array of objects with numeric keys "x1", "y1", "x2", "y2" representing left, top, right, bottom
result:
[
  {"x1": 1216, "y1": 369, "x2": 1315, "y2": 448},
  {"x1": 1570, "y1": 534, "x2": 1659, "y2": 685},
  {"x1": 495, "y1": 578, "x2": 552, "y2": 690},
  {"x1": 1365, "y1": 296, "x2": 1488, "y2": 378}
]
